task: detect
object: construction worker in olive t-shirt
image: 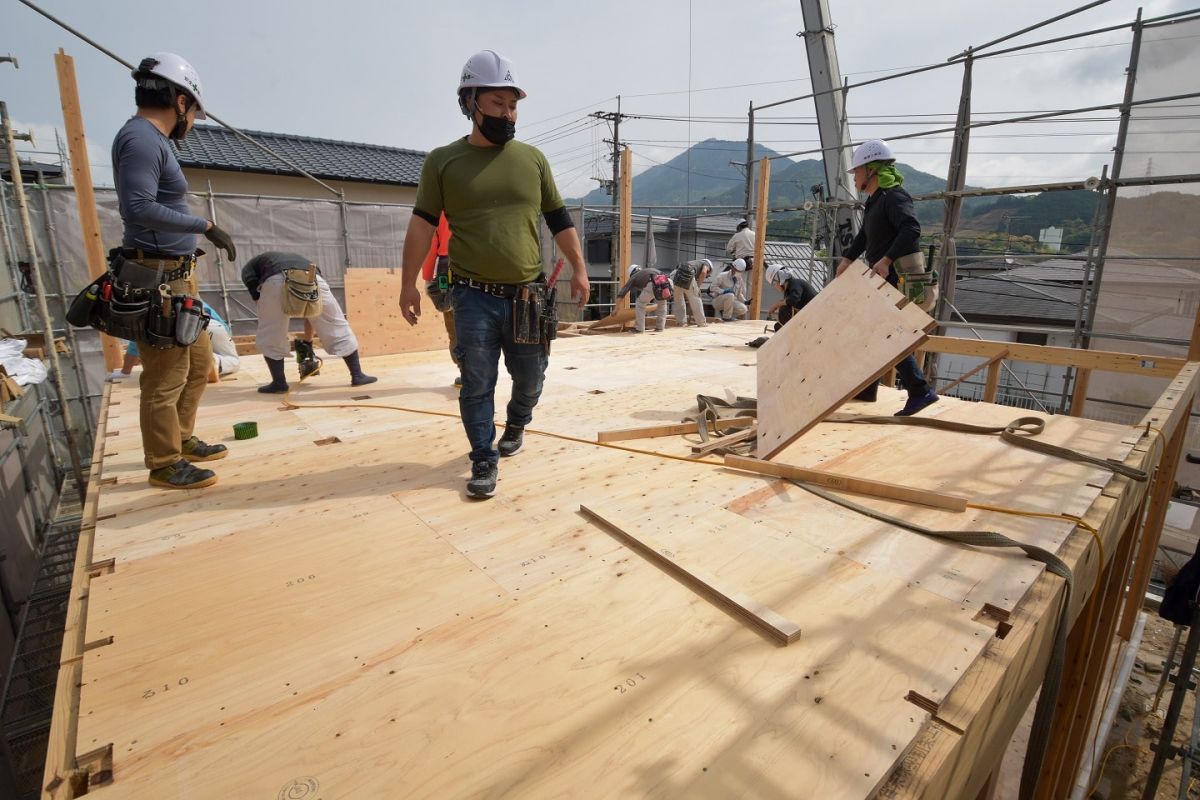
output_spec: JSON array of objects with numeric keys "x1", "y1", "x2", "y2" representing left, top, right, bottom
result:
[{"x1": 398, "y1": 50, "x2": 589, "y2": 500}]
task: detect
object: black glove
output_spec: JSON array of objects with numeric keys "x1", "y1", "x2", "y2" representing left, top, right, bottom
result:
[{"x1": 204, "y1": 223, "x2": 237, "y2": 260}]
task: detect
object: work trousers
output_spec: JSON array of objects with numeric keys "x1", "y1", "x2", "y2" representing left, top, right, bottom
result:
[
  {"x1": 634, "y1": 284, "x2": 668, "y2": 332},
  {"x1": 673, "y1": 281, "x2": 707, "y2": 327},
  {"x1": 255, "y1": 274, "x2": 359, "y2": 360},
  {"x1": 452, "y1": 286, "x2": 549, "y2": 465},
  {"x1": 133, "y1": 266, "x2": 211, "y2": 470}
]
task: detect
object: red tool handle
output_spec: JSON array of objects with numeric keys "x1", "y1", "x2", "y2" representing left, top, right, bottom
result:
[{"x1": 547, "y1": 258, "x2": 565, "y2": 289}]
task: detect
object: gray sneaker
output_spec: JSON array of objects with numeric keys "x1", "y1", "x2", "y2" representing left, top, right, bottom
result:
[
  {"x1": 467, "y1": 461, "x2": 498, "y2": 499},
  {"x1": 497, "y1": 426, "x2": 525, "y2": 457}
]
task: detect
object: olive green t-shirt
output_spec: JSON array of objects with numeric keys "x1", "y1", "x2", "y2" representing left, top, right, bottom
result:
[{"x1": 413, "y1": 137, "x2": 563, "y2": 285}]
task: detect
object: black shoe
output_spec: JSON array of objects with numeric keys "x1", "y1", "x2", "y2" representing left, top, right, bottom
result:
[
  {"x1": 343, "y1": 350, "x2": 377, "y2": 386},
  {"x1": 467, "y1": 461, "x2": 498, "y2": 499},
  {"x1": 498, "y1": 426, "x2": 525, "y2": 457},
  {"x1": 895, "y1": 389, "x2": 939, "y2": 417},
  {"x1": 181, "y1": 435, "x2": 228, "y2": 462},
  {"x1": 258, "y1": 357, "x2": 289, "y2": 393},
  {"x1": 148, "y1": 459, "x2": 218, "y2": 489}
]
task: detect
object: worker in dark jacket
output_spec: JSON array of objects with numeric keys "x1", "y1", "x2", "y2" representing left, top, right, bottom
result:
[
  {"x1": 836, "y1": 139, "x2": 938, "y2": 417},
  {"x1": 765, "y1": 263, "x2": 818, "y2": 330}
]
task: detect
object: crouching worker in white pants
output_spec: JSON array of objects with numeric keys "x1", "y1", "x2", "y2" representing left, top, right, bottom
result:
[
  {"x1": 241, "y1": 251, "x2": 376, "y2": 393},
  {"x1": 615, "y1": 264, "x2": 669, "y2": 333},
  {"x1": 710, "y1": 258, "x2": 749, "y2": 321}
]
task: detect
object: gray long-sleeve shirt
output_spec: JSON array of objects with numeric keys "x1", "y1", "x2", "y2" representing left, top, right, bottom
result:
[{"x1": 112, "y1": 116, "x2": 208, "y2": 255}]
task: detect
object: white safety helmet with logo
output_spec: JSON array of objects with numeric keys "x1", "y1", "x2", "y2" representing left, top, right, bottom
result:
[
  {"x1": 458, "y1": 50, "x2": 526, "y2": 116},
  {"x1": 132, "y1": 52, "x2": 206, "y2": 119},
  {"x1": 847, "y1": 139, "x2": 895, "y2": 171}
]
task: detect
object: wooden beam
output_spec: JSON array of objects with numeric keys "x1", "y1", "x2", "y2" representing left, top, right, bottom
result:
[
  {"x1": 1038, "y1": 510, "x2": 1139, "y2": 799},
  {"x1": 579, "y1": 504, "x2": 801, "y2": 645},
  {"x1": 1069, "y1": 368, "x2": 1091, "y2": 417},
  {"x1": 724, "y1": 454, "x2": 969, "y2": 512},
  {"x1": 925, "y1": 335, "x2": 1184, "y2": 378},
  {"x1": 54, "y1": 49, "x2": 123, "y2": 373},
  {"x1": 983, "y1": 358, "x2": 1003, "y2": 403},
  {"x1": 691, "y1": 425, "x2": 757, "y2": 456},
  {"x1": 597, "y1": 417, "x2": 753, "y2": 443},
  {"x1": 940, "y1": 348, "x2": 1008, "y2": 396},
  {"x1": 749, "y1": 157, "x2": 770, "y2": 321},
  {"x1": 617, "y1": 147, "x2": 633, "y2": 313}
]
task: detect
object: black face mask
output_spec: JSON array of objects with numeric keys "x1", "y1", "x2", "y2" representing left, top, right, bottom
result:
[{"x1": 478, "y1": 113, "x2": 515, "y2": 146}]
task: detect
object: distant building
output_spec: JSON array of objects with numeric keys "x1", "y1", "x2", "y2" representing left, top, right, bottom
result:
[{"x1": 1039, "y1": 225, "x2": 1063, "y2": 252}]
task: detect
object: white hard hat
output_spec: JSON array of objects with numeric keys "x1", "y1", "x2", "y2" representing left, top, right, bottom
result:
[
  {"x1": 132, "y1": 52, "x2": 206, "y2": 119},
  {"x1": 765, "y1": 263, "x2": 784, "y2": 284},
  {"x1": 459, "y1": 50, "x2": 526, "y2": 100},
  {"x1": 847, "y1": 139, "x2": 895, "y2": 171},
  {"x1": 731, "y1": 258, "x2": 747, "y2": 272},
  {"x1": 699, "y1": 259, "x2": 713, "y2": 271},
  {"x1": 628, "y1": 264, "x2": 641, "y2": 277}
]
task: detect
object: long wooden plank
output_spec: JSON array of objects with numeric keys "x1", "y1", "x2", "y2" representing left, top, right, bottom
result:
[
  {"x1": 579, "y1": 504, "x2": 802, "y2": 645},
  {"x1": 724, "y1": 454, "x2": 969, "y2": 512},
  {"x1": 941, "y1": 348, "x2": 1008, "y2": 395},
  {"x1": 54, "y1": 49, "x2": 123, "y2": 372},
  {"x1": 596, "y1": 417, "x2": 753, "y2": 443},
  {"x1": 749, "y1": 157, "x2": 770, "y2": 321},
  {"x1": 757, "y1": 265, "x2": 935, "y2": 459},
  {"x1": 925, "y1": 335, "x2": 1185, "y2": 378}
]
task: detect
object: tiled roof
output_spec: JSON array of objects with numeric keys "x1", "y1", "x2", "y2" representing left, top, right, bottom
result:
[
  {"x1": 175, "y1": 125, "x2": 425, "y2": 186},
  {"x1": 952, "y1": 274, "x2": 1082, "y2": 325}
]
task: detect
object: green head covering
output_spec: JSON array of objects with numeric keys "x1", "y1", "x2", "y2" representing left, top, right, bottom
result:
[{"x1": 869, "y1": 161, "x2": 904, "y2": 189}]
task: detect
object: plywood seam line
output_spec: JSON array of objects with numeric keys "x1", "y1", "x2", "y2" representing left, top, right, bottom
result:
[{"x1": 789, "y1": 480, "x2": 1074, "y2": 800}]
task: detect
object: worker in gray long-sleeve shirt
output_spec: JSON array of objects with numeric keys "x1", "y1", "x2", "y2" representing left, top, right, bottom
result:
[
  {"x1": 112, "y1": 52, "x2": 238, "y2": 490},
  {"x1": 615, "y1": 265, "x2": 668, "y2": 333}
]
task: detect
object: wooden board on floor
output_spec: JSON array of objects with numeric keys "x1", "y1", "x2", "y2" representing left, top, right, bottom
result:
[
  {"x1": 46, "y1": 323, "x2": 1170, "y2": 800},
  {"x1": 757, "y1": 265, "x2": 935, "y2": 459},
  {"x1": 344, "y1": 268, "x2": 450, "y2": 357}
]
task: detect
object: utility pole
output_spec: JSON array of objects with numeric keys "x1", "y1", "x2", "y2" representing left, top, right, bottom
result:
[
  {"x1": 744, "y1": 102, "x2": 755, "y2": 221},
  {"x1": 589, "y1": 96, "x2": 629, "y2": 303},
  {"x1": 798, "y1": 0, "x2": 859, "y2": 262}
]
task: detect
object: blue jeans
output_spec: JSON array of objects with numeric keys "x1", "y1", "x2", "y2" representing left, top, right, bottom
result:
[
  {"x1": 896, "y1": 354, "x2": 930, "y2": 397},
  {"x1": 452, "y1": 286, "x2": 549, "y2": 465}
]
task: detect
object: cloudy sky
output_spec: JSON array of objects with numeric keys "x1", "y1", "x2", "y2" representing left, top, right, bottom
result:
[{"x1": 2, "y1": 0, "x2": 1193, "y2": 198}]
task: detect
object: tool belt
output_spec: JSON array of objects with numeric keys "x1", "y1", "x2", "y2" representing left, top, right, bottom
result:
[
  {"x1": 65, "y1": 250, "x2": 205, "y2": 348},
  {"x1": 426, "y1": 256, "x2": 454, "y2": 313},
  {"x1": 893, "y1": 251, "x2": 939, "y2": 314},
  {"x1": 452, "y1": 276, "x2": 524, "y2": 298},
  {"x1": 281, "y1": 266, "x2": 323, "y2": 318}
]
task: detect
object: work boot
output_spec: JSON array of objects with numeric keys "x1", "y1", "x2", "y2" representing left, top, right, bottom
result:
[
  {"x1": 343, "y1": 350, "x2": 377, "y2": 386},
  {"x1": 181, "y1": 435, "x2": 228, "y2": 462},
  {"x1": 148, "y1": 459, "x2": 218, "y2": 490},
  {"x1": 466, "y1": 461, "x2": 498, "y2": 499},
  {"x1": 854, "y1": 382, "x2": 879, "y2": 403},
  {"x1": 295, "y1": 338, "x2": 322, "y2": 380},
  {"x1": 258, "y1": 357, "x2": 289, "y2": 394},
  {"x1": 498, "y1": 425, "x2": 525, "y2": 457},
  {"x1": 895, "y1": 389, "x2": 939, "y2": 417}
]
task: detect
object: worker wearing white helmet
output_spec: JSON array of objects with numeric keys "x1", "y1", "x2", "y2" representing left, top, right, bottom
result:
[
  {"x1": 836, "y1": 138, "x2": 938, "y2": 416},
  {"x1": 710, "y1": 258, "x2": 749, "y2": 322},
  {"x1": 105, "y1": 52, "x2": 237, "y2": 490},
  {"x1": 616, "y1": 264, "x2": 670, "y2": 333},
  {"x1": 399, "y1": 50, "x2": 590, "y2": 499},
  {"x1": 764, "y1": 263, "x2": 818, "y2": 331},
  {"x1": 725, "y1": 218, "x2": 757, "y2": 276},
  {"x1": 670, "y1": 258, "x2": 711, "y2": 327}
]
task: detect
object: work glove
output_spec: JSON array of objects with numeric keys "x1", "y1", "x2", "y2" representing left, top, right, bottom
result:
[{"x1": 204, "y1": 223, "x2": 237, "y2": 261}]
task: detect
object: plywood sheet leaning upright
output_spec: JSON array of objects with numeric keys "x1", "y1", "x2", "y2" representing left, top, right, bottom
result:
[
  {"x1": 757, "y1": 265, "x2": 935, "y2": 459},
  {"x1": 344, "y1": 268, "x2": 450, "y2": 356}
]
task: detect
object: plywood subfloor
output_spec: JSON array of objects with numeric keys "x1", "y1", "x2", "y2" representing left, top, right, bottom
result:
[{"x1": 76, "y1": 322, "x2": 1139, "y2": 799}]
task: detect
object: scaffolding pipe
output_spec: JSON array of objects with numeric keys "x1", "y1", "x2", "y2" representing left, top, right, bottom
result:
[
  {"x1": 36, "y1": 180, "x2": 94, "y2": 443},
  {"x1": 1, "y1": 101, "x2": 86, "y2": 492},
  {"x1": 204, "y1": 180, "x2": 234, "y2": 328},
  {"x1": 1080, "y1": 12, "x2": 1144, "y2": 360}
]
